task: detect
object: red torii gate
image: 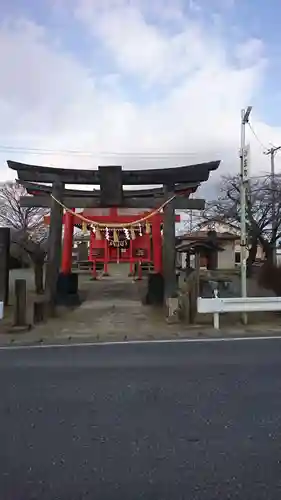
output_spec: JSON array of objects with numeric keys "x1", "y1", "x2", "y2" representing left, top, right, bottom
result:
[{"x1": 45, "y1": 207, "x2": 181, "y2": 277}]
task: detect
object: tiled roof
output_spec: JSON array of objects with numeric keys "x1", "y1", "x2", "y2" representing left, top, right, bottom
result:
[{"x1": 177, "y1": 231, "x2": 237, "y2": 241}]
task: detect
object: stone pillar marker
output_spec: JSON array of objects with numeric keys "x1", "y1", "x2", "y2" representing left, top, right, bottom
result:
[
  {"x1": 0, "y1": 228, "x2": 10, "y2": 306},
  {"x1": 14, "y1": 279, "x2": 27, "y2": 327}
]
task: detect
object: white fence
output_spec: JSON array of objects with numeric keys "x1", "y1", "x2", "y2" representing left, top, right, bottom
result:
[{"x1": 197, "y1": 296, "x2": 281, "y2": 329}]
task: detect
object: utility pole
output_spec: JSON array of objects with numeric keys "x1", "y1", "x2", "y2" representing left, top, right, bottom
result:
[
  {"x1": 240, "y1": 106, "x2": 252, "y2": 325},
  {"x1": 264, "y1": 145, "x2": 281, "y2": 265}
]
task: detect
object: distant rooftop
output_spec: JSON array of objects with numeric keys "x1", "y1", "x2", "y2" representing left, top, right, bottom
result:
[{"x1": 177, "y1": 230, "x2": 237, "y2": 241}]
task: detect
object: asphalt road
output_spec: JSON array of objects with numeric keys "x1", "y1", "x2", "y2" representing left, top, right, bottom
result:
[{"x1": 1, "y1": 339, "x2": 281, "y2": 499}]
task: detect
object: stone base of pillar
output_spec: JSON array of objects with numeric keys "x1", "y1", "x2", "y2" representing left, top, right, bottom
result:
[
  {"x1": 55, "y1": 272, "x2": 80, "y2": 306},
  {"x1": 165, "y1": 296, "x2": 180, "y2": 323},
  {"x1": 8, "y1": 324, "x2": 32, "y2": 334},
  {"x1": 142, "y1": 273, "x2": 164, "y2": 305}
]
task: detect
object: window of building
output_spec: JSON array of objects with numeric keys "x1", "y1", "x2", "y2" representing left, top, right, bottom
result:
[{"x1": 235, "y1": 252, "x2": 241, "y2": 264}]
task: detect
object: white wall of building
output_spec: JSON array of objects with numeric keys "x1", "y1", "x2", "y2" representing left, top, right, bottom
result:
[
  {"x1": 218, "y1": 241, "x2": 235, "y2": 269},
  {"x1": 234, "y1": 241, "x2": 264, "y2": 261}
]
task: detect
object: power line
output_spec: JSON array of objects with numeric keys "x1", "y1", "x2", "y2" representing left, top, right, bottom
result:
[
  {"x1": 0, "y1": 144, "x2": 221, "y2": 158},
  {"x1": 247, "y1": 121, "x2": 268, "y2": 151}
]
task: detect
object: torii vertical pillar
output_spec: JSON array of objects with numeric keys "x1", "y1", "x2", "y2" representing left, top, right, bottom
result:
[
  {"x1": 152, "y1": 214, "x2": 163, "y2": 274},
  {"x1": 46, "y1": 181, "x2": 64, "y2": 314},
  {"x1": 61, "y1": 209, "x2": 75, "y2": 274},
  {"x1": 163, "y1": 184, "x2": 178, "y2": 302}
]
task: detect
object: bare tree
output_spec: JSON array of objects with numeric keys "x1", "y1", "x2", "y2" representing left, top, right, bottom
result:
[
  {"x1": 0, "y1": 182, "x2": 49, "y2": 293},
  {"x1": 181, "y1": 210, "x2": 202, "y2": 233},
  {"x1": 201, "y1": 174, "x2": 281, "y2": 274}
]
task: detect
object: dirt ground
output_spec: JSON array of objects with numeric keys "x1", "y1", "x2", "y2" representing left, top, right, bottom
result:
[
  {"x1": 10, "y1": 265, "x2": 183, "y2": 341},
  {"x1": 1, "y1": 265, "x2": 181, "y2": 343}
]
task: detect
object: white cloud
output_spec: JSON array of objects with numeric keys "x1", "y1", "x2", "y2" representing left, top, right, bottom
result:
[
  {"x1": 75, "y1": 1, "x2": 228, "y2": 85},
  {"x1": 235, "y1": 38, "x2": 265, "y2": 66},
  {"x1": 0, "y1": 0, "x2": 280, "y2": 196}
]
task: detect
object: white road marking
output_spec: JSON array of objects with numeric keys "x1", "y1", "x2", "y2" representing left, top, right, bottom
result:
[{"x1": 1, "y1": 335, "x2": 281, "y2": 350}]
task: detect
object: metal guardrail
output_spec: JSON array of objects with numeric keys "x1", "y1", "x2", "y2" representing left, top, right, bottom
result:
[{"x1": 197, "y1": 295, "x2": 281, "y2": 329}]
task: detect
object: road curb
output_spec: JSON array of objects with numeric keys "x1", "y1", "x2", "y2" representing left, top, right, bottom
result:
[{"x1": 1, "y1": 327, "x2": 281, "y2": 348}]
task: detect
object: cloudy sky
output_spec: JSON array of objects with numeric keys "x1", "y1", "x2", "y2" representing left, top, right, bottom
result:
[{"x1": 1, "y1": 0, "x2": 281, "y2": 196}]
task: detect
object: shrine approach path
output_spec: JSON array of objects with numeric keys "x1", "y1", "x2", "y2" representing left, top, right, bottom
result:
[{"x1": 31, "y1": 263, "x2": 181, "y2": 342}]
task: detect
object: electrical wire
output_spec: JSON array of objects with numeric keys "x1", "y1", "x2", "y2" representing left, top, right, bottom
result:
[
  {"x1": 0, "y1": 144, "x2": 221, "y2": 158},
  {"x1": 0, "y1": 142, "x2": 227, "y2": 160},
  {"x1": 247, "y1": 121, "x2": 268, "y2": 152}
]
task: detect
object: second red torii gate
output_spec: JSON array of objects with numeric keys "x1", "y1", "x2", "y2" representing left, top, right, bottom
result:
[{"x1": 46, "y1": 207, "x2": 181, "y2": 277}]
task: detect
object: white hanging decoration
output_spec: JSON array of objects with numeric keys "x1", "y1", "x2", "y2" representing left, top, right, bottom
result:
[
  {"x1": 105, "y1": 227, "x2": 110, "y2": 240},
  {"x1": 139, "y1": 223, "x2": 142, "y2": 236},
  {"x1": 91, "y1": 224, "x2": 96, "y2": 233},
  {"x1": 124, "y1": 227, "x2": 130, "y2": 240}
]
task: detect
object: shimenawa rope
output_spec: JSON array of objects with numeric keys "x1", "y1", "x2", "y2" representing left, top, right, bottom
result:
[{"x1": 50, "y1": 193, "x2": 176, "y2": 229}]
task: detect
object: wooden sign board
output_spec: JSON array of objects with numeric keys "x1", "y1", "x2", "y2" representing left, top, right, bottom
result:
[
  {"x1": 108, "y1": 240, "x2": 130, "y2": 249},
  {"x1": 99, "y1": 165, "x2": 123, "y2": 206}
]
